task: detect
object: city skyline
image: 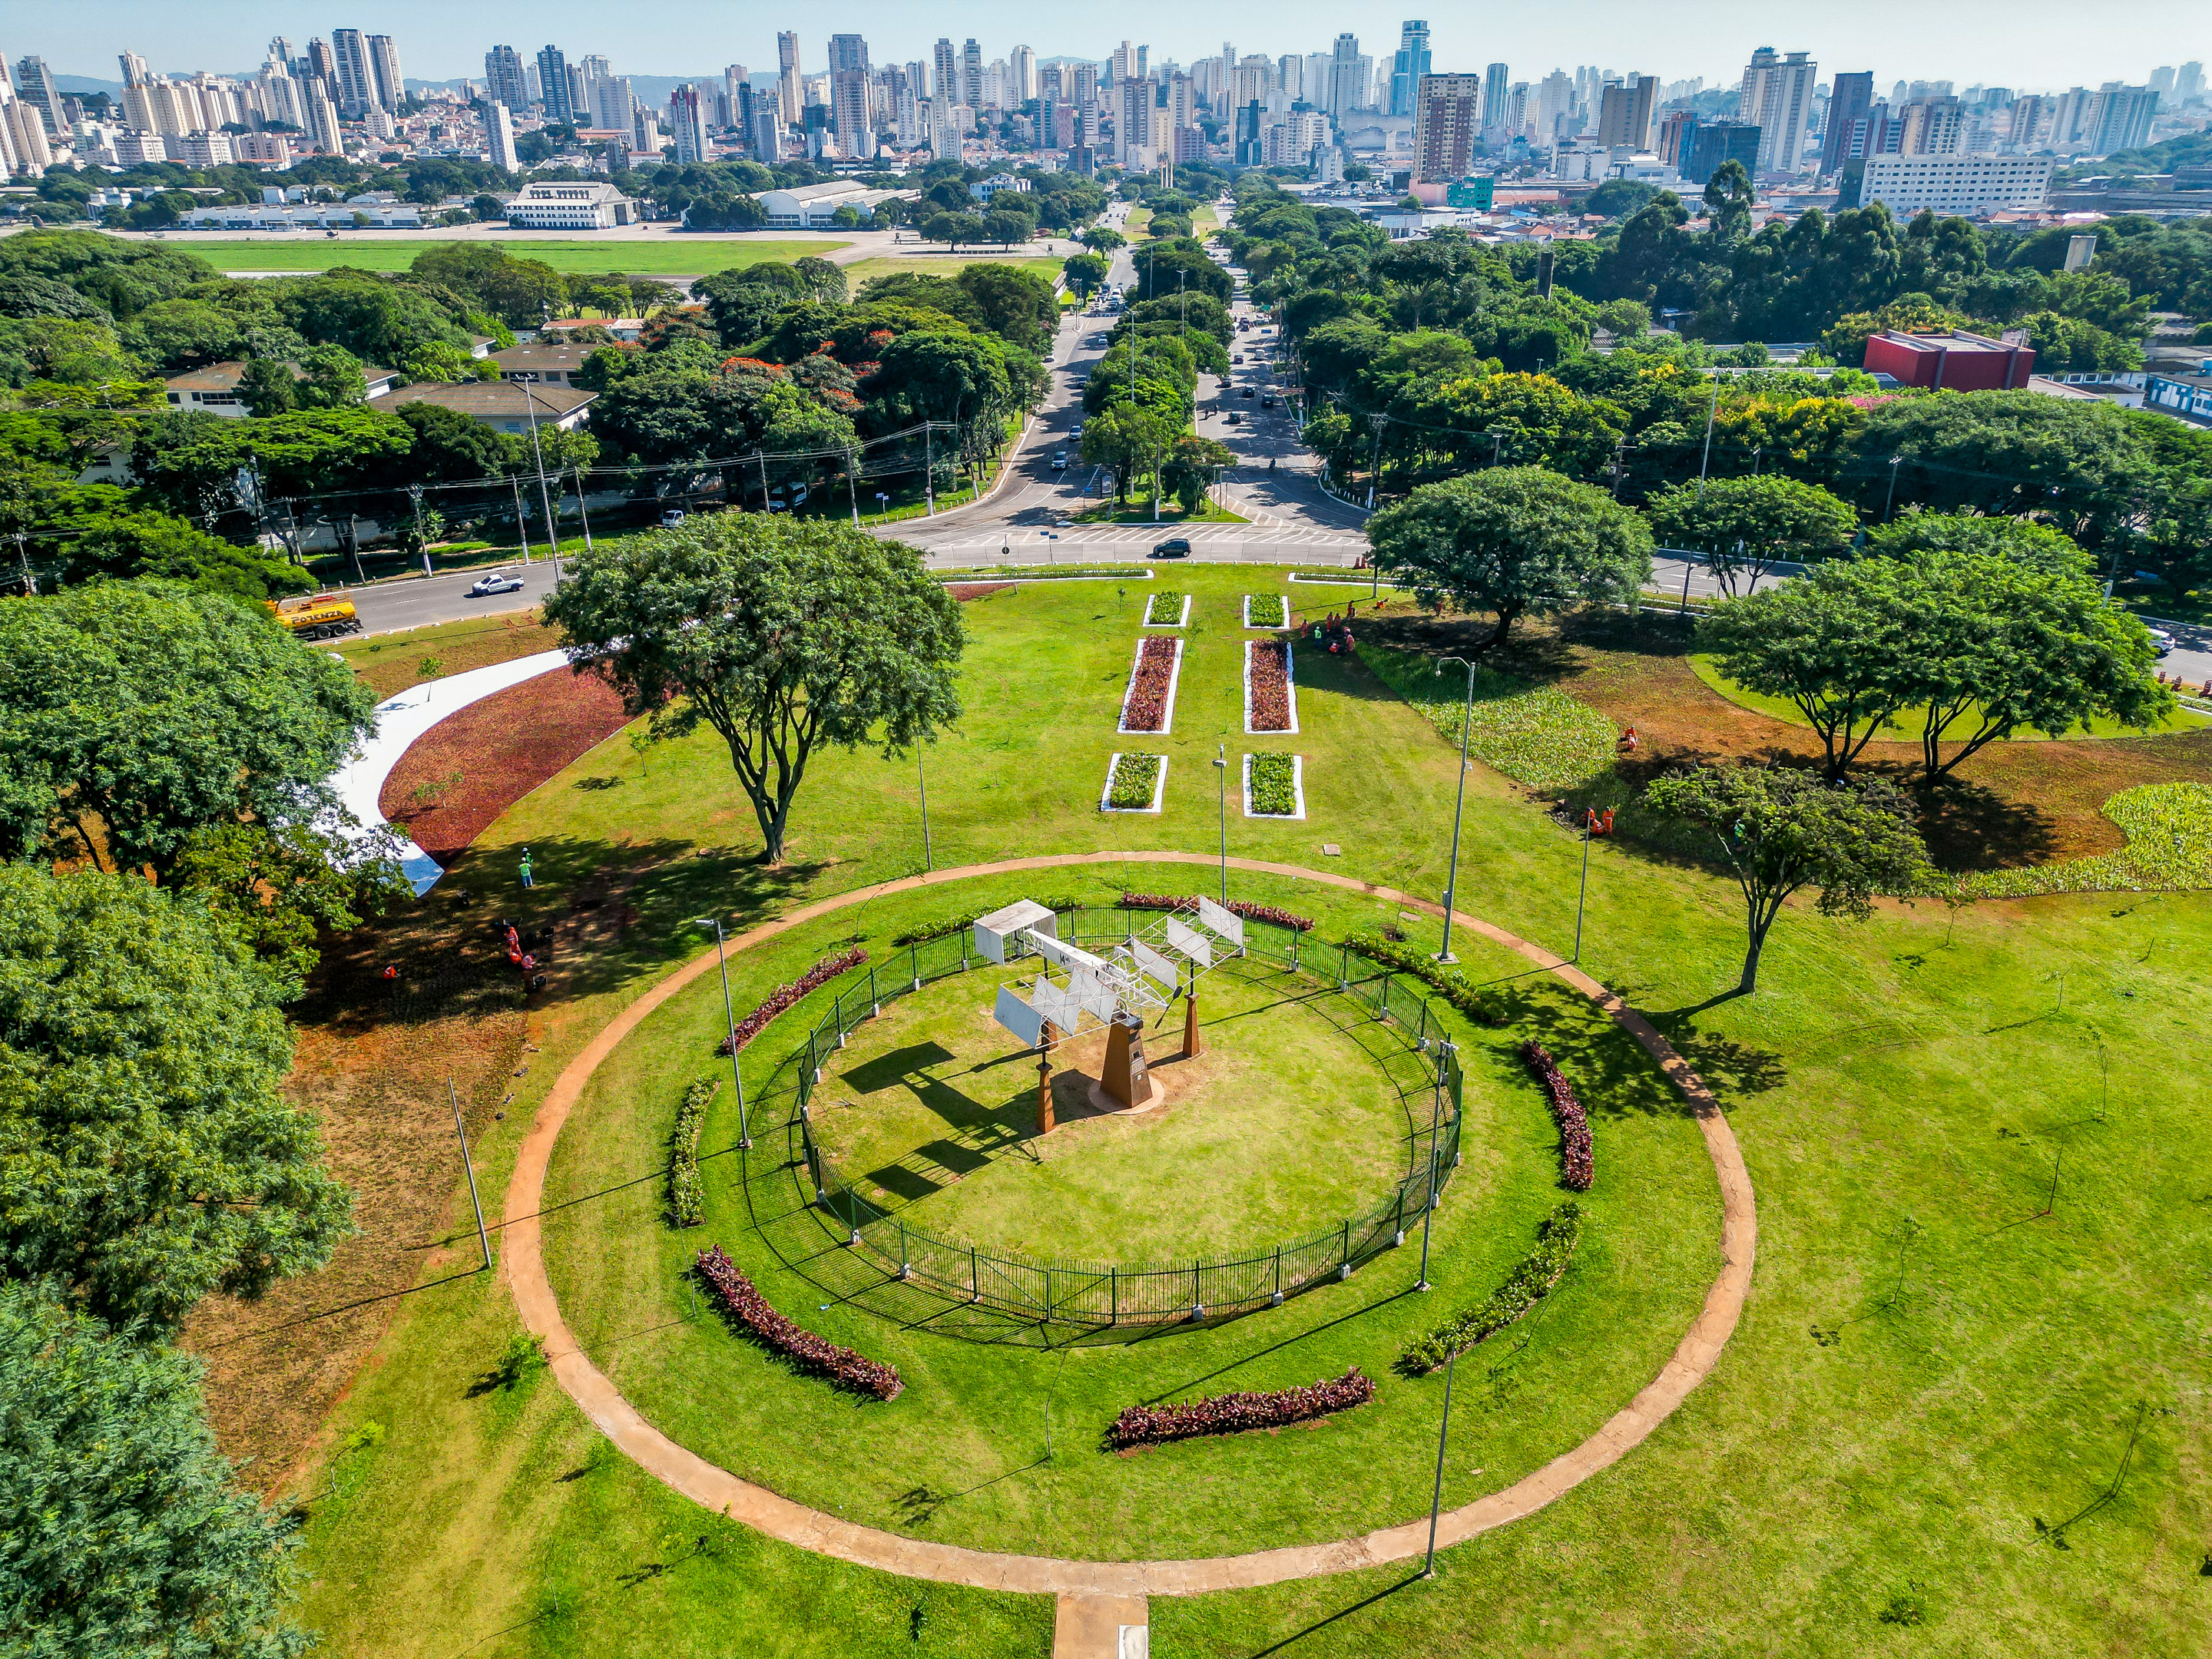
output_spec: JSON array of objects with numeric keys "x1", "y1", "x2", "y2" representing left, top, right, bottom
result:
[{"x1": 12, "y1": 0, "x2": 2208, "y2": 92}]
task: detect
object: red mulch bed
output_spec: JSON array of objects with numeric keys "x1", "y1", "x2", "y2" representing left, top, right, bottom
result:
[
  {"x1": 1121, "y1": 636, "x2": 1178, "y2": 732},
  {"x1": 1249, "y1": 640, "x2": 1293, "y2": 731},
  {"x1": 379, "y1": 667, "x2": 631, "y2": 866},
  {"x1": 946, "y1": 581, "x2": 1015, "y2": 601}
]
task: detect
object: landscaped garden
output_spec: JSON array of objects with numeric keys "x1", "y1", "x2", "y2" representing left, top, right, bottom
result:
[{"x1": 240, "y1": 561, "x2": 2210, "y2": 1657}]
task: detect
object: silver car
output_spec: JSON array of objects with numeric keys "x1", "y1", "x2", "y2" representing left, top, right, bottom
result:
[{"x1": 468, "y1": 570, "x2": 525, "y2": 596}]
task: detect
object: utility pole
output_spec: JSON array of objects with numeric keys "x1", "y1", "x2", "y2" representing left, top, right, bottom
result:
[
  {"x1": 1575, "y1": 813, "x2": 1593, "y2": 962},
  {"x1": 1697, "y1": 374, "x2": 1720, "y2": 493},
  {"x1": 924, "y1": 423, "x2": 935, "y2": 515},
  {"x1": 515, "y1": 374, "x2": 561, "y2": 574},
  {"x1": 1423, "y1": 1348, "x2": 1459, "y2": 1578},
  {"x1": 1433, "y1": 656, "x2": 1478, "y2": 963},
  {"x1": 693, "y1": 918, "x2": 753, "y2": 1150},
  {"x1": 1212, "y1": 738, "x2": 1229, "y2": 905},
  {"x1": 572, "y1": 466, "x2": 594, "y2": 549},
  {"x1": 449, "y1": 1078, "x2": 492, "y2": 1270},
  {"x1": 847, "y1": 447, "x2": 861, "y2": 526},
  {"x1": 12, "y1": 531, "x2": 33, "y2": 596},
  {"x1": 408, "y1": 483, "x2": 428, "y2": 578},
  {"x1": 509, "y1": 475, "x2": 532, "y2": 564}
]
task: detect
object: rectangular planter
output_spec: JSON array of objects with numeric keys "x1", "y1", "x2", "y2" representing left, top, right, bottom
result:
[
  {"x1": 1243, "y1": 753, "x2": 1306, "y2": 820},
  {"x1": 1243, "y1": 593, "x2": 1290, "y2": 629},
  {"x1": 1144, "y1": 592, "x2": 1193, "y2": 628},
  {"x1": 1118, "y1": 635, "x2": 1184, "y2": 735},
  {"x1": 1101, "y1": 751, "x2": 1169, "y2": 813},
  {"x1": 1243, "y1": 638, "x2": 1299, "y2": 735}
]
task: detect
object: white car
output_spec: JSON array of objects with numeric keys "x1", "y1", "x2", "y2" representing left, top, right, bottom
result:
[{"x1": 468, "y1": 570, "x2": 525, "y2": 596}]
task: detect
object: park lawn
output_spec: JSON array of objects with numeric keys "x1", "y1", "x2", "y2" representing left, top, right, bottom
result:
[
  {"x1": 1123, "y1": 207, "x2": 1154, "y2": 241},
  {"x1": 336, "y1": 609, "x2": 557, "y2": 697},
  {"x1": 843, "y1": 255, "x2": 1065, "y2": 290},
  {"x1": 1690, "y1": 652, "x2": 2210, "y2": 741},
  {"x1": 161, "y1": 237, "x2": 840, "y2": 275},
  {"x1": 283, "y1": 563, "x2": 2212, "y2": 1654}
]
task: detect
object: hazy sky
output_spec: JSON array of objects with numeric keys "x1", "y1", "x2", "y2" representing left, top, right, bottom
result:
[{"x1": 14, "y1": 0, "x2": 2207, "y2": 90}]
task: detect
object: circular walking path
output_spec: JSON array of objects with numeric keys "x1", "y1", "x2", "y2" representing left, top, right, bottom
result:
[{"x1": 502, "y1": 851, "x2": 1757, "y2": 1598}]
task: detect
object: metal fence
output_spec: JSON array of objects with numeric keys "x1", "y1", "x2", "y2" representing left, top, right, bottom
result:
[{"x1": 779, "y1": 909, "x2": 1466, "y2": 1328}]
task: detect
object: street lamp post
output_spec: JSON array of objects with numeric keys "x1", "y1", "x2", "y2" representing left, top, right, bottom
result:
[
  {"x1": 514, "y1": 373, "x2": 562, "y2": 576},
  {"x1": 691, "y1": 917, "x2": 753, "y2": 1150},
  {"x1": 1422, "y1": 1347, "x2": 1460, "y2": 1578},
  {"x1": 572, "y1": 465, "x2": 594, "y2": 550},
  {"x1": 1575, "y1": 813, "x2": 1593, "y2": 962},
  {"x1": 1211, "y1": 740, "x2": 1229, "y2": 905},
  {"x1": 918, "y1": 749, "x2": 933, "y2": 872},
  {"x1": 1433, "y1": 656, "x2": 1479, "y2": 963}
]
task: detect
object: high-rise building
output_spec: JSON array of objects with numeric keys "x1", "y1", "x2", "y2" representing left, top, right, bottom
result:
[
  {"x1": 593, "y1": 75, "x2": 635, "y2": 134},
  {"x1": 2149, "y1": 65, "x2": 2177, "y2": 98},
  {"x1": 536, "y1": 45, "x2": 575, "y2": 123},
  {"x1": 1739, "y1": 47, "x2": 1816, "y2": 171},
  {"x1": 1683, "y1": 119, "x2": 1761, "y2": 187},
  {"x1": 485, "y1": 100, "x2": 519, "y2": 171},
  {"x1": 1481, "y1": 62, "x2": 1509, "y2": 140},
  {"x1": 485, "y1": 45, "x2": 528, "y2": 111},
  {"x1": 1118, "y1": 75, "x2": 1154, "y2": 165},
  {"x1": 1594, "y1": 76, "x2": 1657, "y2": 150},
  {"x1": 1412, "y1": 72, "x2": 1482, "y2": 180},
  {"x1": 1327, "y1": 35, "x2": 1363, "y2": 124},
  {"x1": 307, "y1": 37, "x2": 338, "y2": 86},
  {"x1": 2084, "y1": 82, "x2": 2158, "y2": 154},
  {"x1": 1656, "y1": 110, "x2": 1697, "y2": 168},
  {"x1": 1535, "y1": 70, "x2": 1573, "y2": 145},
  {"x1": 932, "y1": 39, "x2": 958, "y2": 101},
  {"x1": 1897, "y1": 96, "x2": 1965, "y2": 156},
  {"x1": 962, "y1": 40, "x2": 984, "y2": 108},
  {"x1": 2177, "y1": 63, "x2": 2205, "y2": 104},
  {"x1": 668, "y1": 84, "x2": 707, "y2": 162},
  {"x1": 329, "y1": 29, "x2": 376, "y2": 115},
  {"x1": 1821, "y1": 71, "x2": 1874, "y2": 175},
  {"x1": 1011, "y1": 45, "x2": 1036, "y2": 104},
  {"x1": 777, "y1": 32, "x2": 803, "y2": 124},
  {"x1": 829, "y1": 35, "x2": 871, "y2": 157},
  {"x1": 303, "y1": 78, "x2": 343, "y2": 154},
  {"x1": 13, "y1": 55, "x2": 61, "y2": 133},
  {"x1": 369, "y1": 35, "x2": 404, "y2": 112},
  {"x1": 1389, "y1": 22, "x2": 1431, "y2": 118},
  {"x1": 745, "y1": 84, "x2": 781, "y2": 159},
  {"x1": 118, "y1": 51, "x2": 151, "y2": 89}
]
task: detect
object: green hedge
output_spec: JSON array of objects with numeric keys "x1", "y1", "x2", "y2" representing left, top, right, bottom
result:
[
  {"x1": 667, "y1": 1078, "x2": 715, "y2": 1228},
  {"x1": 1343, "y1": 930, "x2": 1505, "y2": 1025},
  {"x1": 1401, "y1": 1201, "x2": 1584, "y2": 1373},
  {"x1": 1146, "y1": 590, "x2": 1187, "y2": 624},
  {"x1": 1247, "y1": 593, "x2": 1287, "y2": 628},
  {"x1": 889, "y1": 894, "x2": 1088, "y2": 948},
  {"x1": 1107, "y1": 752, "x2": 1164, "y2": 810}
]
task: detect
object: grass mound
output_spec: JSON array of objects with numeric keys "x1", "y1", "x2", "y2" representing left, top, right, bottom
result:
[{"x1": 1358, "y1": 644, "x2": 1617, "y2": 792}]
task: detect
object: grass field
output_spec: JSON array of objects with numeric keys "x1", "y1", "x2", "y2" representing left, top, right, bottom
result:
[
  {"x1": 274, "y1": 563, "x2": 2212, "y2": 1656},
  {"x1": 843, "y1": 255, "x2": 1065, "y2": 290},
  {"x1": 161, "y1": 237, "x2": 842, "y2": 275}
]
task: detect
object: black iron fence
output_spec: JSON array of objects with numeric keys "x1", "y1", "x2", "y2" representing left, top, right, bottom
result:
[{"x1": 778, "y1": 909, "x2": 1466, "y2": 1328}]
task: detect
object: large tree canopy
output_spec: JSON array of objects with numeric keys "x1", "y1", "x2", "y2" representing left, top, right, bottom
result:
[
  {"x1": 0, "y1": 582, "x2": 374, "y2": 879},
  {"x1": 1367, "y1": 466, "x2": 1654, "y2": 651},
  {"x1": 1644, "y1": 473, "x2": 1861, "y2": 594},
  {"x1": 543, "y1": 516, "x2": 964, "y2": 863},
  {"x1": 0, "y1": 866, "x2": 352, "y2": 1330}
]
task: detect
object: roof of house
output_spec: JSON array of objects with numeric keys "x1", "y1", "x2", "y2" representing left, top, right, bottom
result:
[
  {"x1": 490, "y1": 342, "x2": 599, "y2": 373},
  {"x1": 164, "y1": 359, "x2": 397, "y2": 393},
  {"x1": 1869, "y1": 329, "x2": 2026, "y2": 356},
  {"x1": 382, "y1": 381, "x2": 596, "y2": 418}
]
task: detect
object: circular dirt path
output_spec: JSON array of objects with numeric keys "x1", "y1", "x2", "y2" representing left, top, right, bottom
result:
[{"x1": 503, "y1": 852, "x2": 1757, "y2": 1597}]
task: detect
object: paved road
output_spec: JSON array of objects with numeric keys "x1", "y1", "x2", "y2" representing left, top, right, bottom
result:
[{"x1": 344, "y1": 561, "x2": 564, "y2": 636}]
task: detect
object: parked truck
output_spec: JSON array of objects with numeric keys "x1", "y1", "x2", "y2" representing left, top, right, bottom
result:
[{"x1": 264, "y1": 593, "x2": 362, "y2": 641}]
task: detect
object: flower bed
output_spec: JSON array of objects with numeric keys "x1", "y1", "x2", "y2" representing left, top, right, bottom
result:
[
  {"x1": 1101, "y1": 751, "x2": 1167, "y2": 813},
  {"x1": 1120, "y1": 892, "x2": 1314, "y2": 931},
  {"x1": 1243, "y1": 593, "x2": 1288, "y2": 629},
  {"x1": 1343, "y1": 931, "x2": 1507, "y2": 1025},
  {"x1": 717, "y1": 947, "x2": 868, "y2": 1056},
  {"x1": 1118, "y1": 635, "x2": 1183, "y2": 734},
  {"x1": 1145, "y1": 591, "x2": 1190, "y2": 626},
  {"x1": 1107, "y1": 1368, "x2": 1374, "y2": 1450},
  {"x1": 1401, "y1": 1203, "x2": 1583, "y2": 1373},
  {"x1": 1952, "y1": 782, "x2": 2212, "y2": 899},
  {"x1": 667, "y1": 1078, "x2": 714, "y2": 1227},
  {"x1": 889, "y1": 896, "x2": 1084, "y2": 949},
  {"x1": 694, "y1": 1245, "x2": 904, "y2": 1400},
  {"x1": 1244, "y1": 639, "x2": 1297, "y2": 733},
  {"x1": 1519, "y1": 1041, "x2": 1594, "y2": 1191},
  {"x1": 1356, "y1": 644, "x2": 1615, "y2": 792},
  {"x1": 1244, "y1": 752, "x2": 1303, "y2": 820}
]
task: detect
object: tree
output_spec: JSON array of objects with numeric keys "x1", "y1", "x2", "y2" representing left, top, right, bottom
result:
[
  {"x1": 235, "y1": 357, "x2": 298, "y2": 416},
  {"x1": 1366, "y1": 467, "x2": 1654, "y2": 652},
  {"x1": 0, "y1": 581, "x2": 374, "y2": 879},
  {"x1": 172, "y1": 821, "x2": 408, "y2": 1002},
  {"x1": 1080, "y1": 227, "x2": 1127, "y2": 253},
  {"x1": 1644, "y1": 474, "x2": 1861, "y2": 594},
  {"x1": 0, "y1": 1283, "x2": 311, "y2": 1657},
  {"x1": 1080, "y1": 403, "x2": 1179, "y2": 505},
  {"x1": 1063, "y1": 252, "x2": 1110, "y2": 296},
  {"x1": 543, "y1": 516, "x2": 963, "y2": 864},
  {"x1": 1160, "y1": 433, "x2": 1235, "y2": 514},
  {"x1": 1644, "y1": 764, "x2": 1930, "y2": 994},
  {"x1": 0, "y1": 865, "x2": 353, "y2": 1330},
  {"x1": 1429, "y1": 373, "x2": 1629, "y2": 479},
  {"x1": 1863, "y1": 508, "x2": 2090, "y2": 575}
]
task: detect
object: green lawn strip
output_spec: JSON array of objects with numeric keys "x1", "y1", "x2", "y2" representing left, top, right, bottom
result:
[
  {"x1": 1357, "y1": 642, "x2": 1619, "y2": 791},
  {"x1": 1952, "y1": 781, "x2": 2212, "y2": 896},
  {"x1": 842, "y1": 255, "x2": 1066, "y2": 290},
  {"x1": 164, "y1": 237, "x2": 841, "y2": 274},
  {"x1": 1689, "y1": 653, "x2": 2211, "y2": 740},
  {"x1": 1145, "y1": 591, "x2": 1188, "y2": 625},
  {"x1": 1248, "y1": 752, "x2": 1298, "y2": 816},
  {"x1": 1104, "y1": 750, "x2": 1163, "y2": 810}
]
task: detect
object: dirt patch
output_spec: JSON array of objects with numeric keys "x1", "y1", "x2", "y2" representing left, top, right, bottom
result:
[
  {"x1": 380, "y1": 667, "x2": 633, "y2": 868},
  {"x1": 946, "y1": 581, "x2": 1015, "y2": 601}
]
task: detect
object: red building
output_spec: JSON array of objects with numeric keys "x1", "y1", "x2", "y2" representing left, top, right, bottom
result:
[{"x1": 1863, "y1": 329, "x2": 2036, "y2": 391}]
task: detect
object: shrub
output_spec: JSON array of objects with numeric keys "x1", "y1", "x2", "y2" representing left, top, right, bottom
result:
[
  {"x1": 1519, "y1": 1040, "x2": 1593, "y2": 1190},
  {"x1": 1247, "y1": 593, "x2": 1287, "y2": 628},
  {"x1": 1120, "y1": 892, "x2": 1314, "y2": 931},
  {"x1": 1401, "y1": 1202, "x2": 1584, "y2": 1373},
  {"x1": 1121, "y1": 636, "x2": 1179, "y2": 731},
  {"x1": 667, "y1": 1077, "x2": 715, "y2": 1227},
  {"x1": 1343, "y1": 931, "x2": 1506, "y2": 1024},
  {"x1": 694, "y1": 1244, "x2": 904, "y2": 1399},
  {"x1": 1107, "y1": 1368, "x2": 1374, "y2": 1449},
  {"x1": 1248, "y1": 752, "x2": 1297, "y2": 816},
  {"x1": 1107, "y1": 751, "x2": 1164, "y2": 809},
  {"x1": 717, "y1": 948, "x2": 867, "y2": 1055},
  {"x1": 886, "y1": 896, "x2": 1086, "y2": 948},
  {"x1": 1145, "y1": 590, "x2": 1187, "y2": 624},
  {"x1": 1247, "y1": 639, "x2": 1293, "y2": 731}
]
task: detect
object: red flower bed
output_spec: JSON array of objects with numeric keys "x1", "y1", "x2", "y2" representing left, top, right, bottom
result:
[
  {"x1": 694, "y1": 1246, "x2": 904, "y2": 1400},
  {"x1": 717, "y1": 947, "x2": 868, "y2": 1056},
  {"x1": 1248, "y1": 640, "x2": 1293, "y2": 731},
  {"x1": 1519, "y1": 1040, "x2": 1594, "y2": 1191},
  {"x1": 1108, "y1": 1368, "x2": 1373, "y2": 1449},
  {"x1": 1118, "y1": 892, "x2": 1315, "y2": 932},
  {"x1": 1120, "y1": 637, "x2": 1178, "y2": 732}
]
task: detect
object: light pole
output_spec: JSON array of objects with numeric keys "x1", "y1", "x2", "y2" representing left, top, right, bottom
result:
[
  {"x1": 1422, "y1": 1347, "x2": 1459, "y2": 1578},
  {"x1": 691, "y1": 917, "x2": 753, "y2": 1150},
  {"x1": 1212, "y1": 740, "x2": 1229, "y2": 905},
  {"x1": 1696, "y1": 373, "x2": 1720, "y2": 494},
  {"x1": 514, "y1": 373, "x2": 561, "y2": 575},
  {"x1": 918, "y1": 748, "x2": 933, "y2": 871},
  {"x1": 1415, "y1": 1057, "x2": 1442, "y2": 1292},
  {"x1": 1574, "y1": 813, "x2": 1593, "y2": 962},
  {"x1": 1433, "y1": 656, "x2": 1478, "y2": 963},
  {"x1": 572, "y1": 465, "x2": 594, "y2": 550},
  {"x1": 1883, "y1": 455, "x2": 1903, "y2": 522}
]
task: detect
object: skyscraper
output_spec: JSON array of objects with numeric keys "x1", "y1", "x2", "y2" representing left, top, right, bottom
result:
[
  {"x1": 118, "y1": 51, "x2": 151, "y2": 89},
  {"x1": 1594, "y1": 76, "x2": 1657, "y2": 149},
  {"x1": 368, "y1": 35, "x2": 404, "y2": 113},
  {"x1": 2084, "y1": 82, "x2": 2158, "y2": 154},
  {"x1": 932, "y1": 39, "x2": 957, "y2": 101},
  {"x1": 537, "y1": 45, "x2": 575, "y2": 123},
  {"x1": 777, "y1": 32, "x2": 803, "y2": 125},
  {"x1": 1118, "y1": 75, "x2": 1154, "y2": 165},
  {"x1": 330, "y1": 29, "x2": 376, "y2": 116},
  {"x1": 1412, "y1": 71, "x2": 1482, "y2": 179},
  {"x1": 1482, "y1": 62, "x2": 1509, "y2": 140},
  {"x1": 2176, "y1": 63, "x2": 2204, "y2": 104},
  {"x1": 1012, "y1": 46, "x2": 1037, "y2": 103},
  {"x1": 962, "y1": 40, "x2": 984, "y2": 109},
  {"x1": 1389, "y1": 22, "x2": 1431, "y2": 118},
  {"x1": 1739, "y1": 47, "x2": 1816, "y2": 171},
  {"x1": 594, "y1": 76, "x2": 636, "y2": 134},
  {"x1": 668, "y1": 84, "x2": 706, "y2": 163},
  {"x1": 485, "y1": 46, "x2": 528, "y2": 111},
  {"x1": 1327, "y1": 35, "x2": 1363, "y2": 124},
  {"x1": 1535, "y1": 69, "x2": 1572, "y2": 145},
  {"x1": 485, "y1": 100, "x2": 519, "y2": 171},
  {"x1": 829, "y1": 35, "x2": 871, "y2": 158},
  {"x1": 1821, "y1": 71, "x2": 1874, "y2": 175}
]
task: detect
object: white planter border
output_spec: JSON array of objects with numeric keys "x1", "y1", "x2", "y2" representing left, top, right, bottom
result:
[
  {"x1": 1242, "y1": 753, "x2": 1306, "y2": 820},
  {"x1": 1117, "y1": 634, "x2": 1184, "y2": 735},
  {"x1": 1242, "y1": 592, "x2": 1290, "y2": 630},
  {"x1": 1242, "y1": 638, "x2": 1300, "y2": 735},
  {"x1": 1100, "y1": 752, "x2": 1169, "y2": 813},
  {"x1": 1143, "y1": 591, "x2": 1193, "y2": 628}
]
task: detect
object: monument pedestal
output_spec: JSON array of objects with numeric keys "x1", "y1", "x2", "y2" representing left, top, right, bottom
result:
[
  {"x1": 1036, "y1": 1022, "x2": 1057, "y2": 1135},
  {"x1": 1182, "y1": 988, "x2": 1204, "y2": 1059}
]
